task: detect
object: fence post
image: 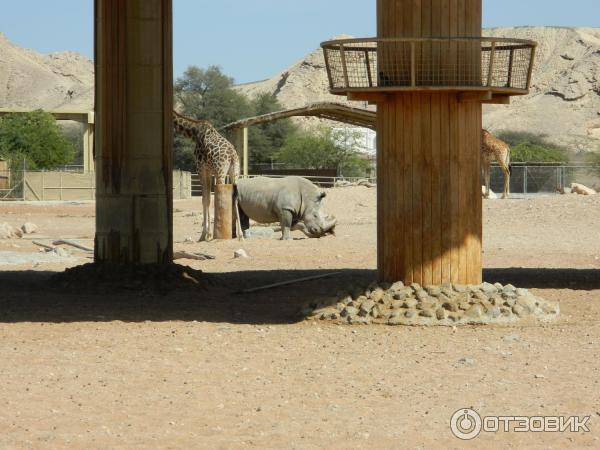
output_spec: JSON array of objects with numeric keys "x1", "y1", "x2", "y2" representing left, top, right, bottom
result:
[{"x1": 523, "y1": 166, "x2": 527, "y2": 194}]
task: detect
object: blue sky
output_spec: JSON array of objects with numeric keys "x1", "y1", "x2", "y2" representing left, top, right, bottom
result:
[{"x1": 0, "y1": 1, "x2": 598, "y2": 84}]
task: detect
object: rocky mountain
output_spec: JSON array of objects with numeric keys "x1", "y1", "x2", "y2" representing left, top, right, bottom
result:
[
  {"x1": 1, "y1": 27, "x2": 599, "y2": 152},
  {"x1": 0, "y1": 32, "x2": 93, "y2": 111},
  {"x1": 236, "y1": 27, "x2": 600, "y2": 152}
]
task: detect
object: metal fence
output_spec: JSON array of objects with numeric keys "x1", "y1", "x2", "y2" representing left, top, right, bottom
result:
[
  {"x1": 0, "y1": 170, "x2": 24, "y2": 200},
  {"x1": 488, "y1": 163, "x2": 600, "y2": 194},
  {"x1": 190, "y1": 173, "x2": 377, "y2": 196}
]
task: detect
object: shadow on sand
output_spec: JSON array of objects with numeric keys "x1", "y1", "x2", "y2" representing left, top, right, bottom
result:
[
  {"x1": 484, "y1": 267, "x2": 600, "y2": 290},
  {"x1": 1, "y1": 267, "x2": 597, "y2": 325},
  {"x1": 0, "y1": 268, "x2": 375, "y2": 325}
]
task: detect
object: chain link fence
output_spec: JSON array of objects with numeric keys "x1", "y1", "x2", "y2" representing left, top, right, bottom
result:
[
  {"x1": 0, "y1": 169, "x2": 24, "y2": 200},
  {"x1": 488, "y1": 163, "x2": 600, "y2": 194}
]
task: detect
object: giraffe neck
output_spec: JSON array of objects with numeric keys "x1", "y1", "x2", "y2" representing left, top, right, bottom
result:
[{"x1": 173, "y1": 112, "x2": 212, "y2": 141}]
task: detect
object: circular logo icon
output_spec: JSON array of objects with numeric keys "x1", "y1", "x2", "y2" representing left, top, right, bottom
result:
[{"x1": 450, "y1": 408, "x2": 482, "y2": 440}]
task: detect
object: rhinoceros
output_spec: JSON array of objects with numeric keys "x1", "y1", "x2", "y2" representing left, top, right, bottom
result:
[{"x1": 234, "y1": 176, "x2": 337, "y2": 240}]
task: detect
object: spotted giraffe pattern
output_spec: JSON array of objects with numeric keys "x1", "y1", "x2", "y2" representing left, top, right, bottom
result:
[
  {"x1": 173, "y1": 111, "x2": 241, "y2": 240},
  {"x1": 482, "y1": 129, "x2": 511, "y2": 199}
]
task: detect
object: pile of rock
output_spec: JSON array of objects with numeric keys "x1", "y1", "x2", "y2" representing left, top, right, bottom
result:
[
  {"x1": 305, "y1": 281, "x2": 560, "y2": 326},
  {"x1": 0, "y1": 222, "x2": 38, "y2": 239}
]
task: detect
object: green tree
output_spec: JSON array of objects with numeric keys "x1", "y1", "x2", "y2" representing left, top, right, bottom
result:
[
  {"x1": 497, "y1": 131, "x2": 569, "y2": 163},
  {"x1": 173, "y1": 65, "x2": 252, "y2": 171},
  {"x1": 0, "y1": 110, "x2": 75, "y2": 170},
  {"x1": 247, "y1": 92, "x2": 296, "y2": 164},
  {"x1": 175, "y1": 65, "x2": 251, "y2": 127},
  {"x1": 275, "y1": 126, "x2": 370, "y2": 177}
]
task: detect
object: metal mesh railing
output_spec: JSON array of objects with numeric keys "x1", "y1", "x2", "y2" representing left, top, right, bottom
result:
[
  {"x1": 321, "y1": 37, "x2": 536, "y2": 94},
  {"x1": 489, "y1": 164, "x2": 600, "y2": 194}
]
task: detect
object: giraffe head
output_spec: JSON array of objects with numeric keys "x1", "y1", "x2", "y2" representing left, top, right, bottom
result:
[{"x1": 173, "y1": 111, "x2": 210, "y2": 140}]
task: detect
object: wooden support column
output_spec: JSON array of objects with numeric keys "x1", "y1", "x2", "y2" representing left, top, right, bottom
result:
[
  {"x1": 232, "y1": 126, "x2": 249, "y2": 178},
  {"x1": 214, "y1": 184, "x2": 233, "y2": 240},
  {"x1": 94, "y1": 0, "x2": 173, "y2": 264},
  {"x1": 376, "y1": 0, "x2": 482, "y2": 284},
  {"x1": 243, "y1": 126, "x2": 249, "y2": 178}
]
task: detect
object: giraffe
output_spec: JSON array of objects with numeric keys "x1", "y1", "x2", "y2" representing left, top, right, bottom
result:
[
  {"x1": 173, "y1": 111, "x2": 242, "y2": 241},
  {"x1": 482, "y1": 129, "x2": 511, "y2": 199}
]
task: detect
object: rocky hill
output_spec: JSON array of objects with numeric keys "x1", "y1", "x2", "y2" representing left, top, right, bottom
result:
[
  {"x1": 1, "y1": 27, "x2": 599, "y2": 152},
  {"x1": 236, "y1": 27, "x2": 600, "y2": 152},
  {"x1": 0, "y1": 32, "x2": 93, "y2": 111}
]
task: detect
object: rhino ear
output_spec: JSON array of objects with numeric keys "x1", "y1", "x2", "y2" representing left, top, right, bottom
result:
[{"x1": 318, "y1": 192, "x2": 327, "y2": 201}]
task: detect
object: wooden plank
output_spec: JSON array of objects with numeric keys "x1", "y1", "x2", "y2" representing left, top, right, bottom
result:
[
  {"x1": 483, "y1": 95, "x2": 511, "y2": 105},
  {"x1": 457, "y1": 102, "x2": 468, "y2": 283},
  {"x1": 459, "y1": 91, "x2": 492, "y2": 102},
  {"x1": 402, "y1": 0, "x2": 413, "y2": 37},
  {"x1": 430, "y1": 94, "x2": 442, "y2": 285},
  {"x1": 403, "y1": 93, "x2": 414, "y2": 283},
  {"x1": 377, "y1": 102, "x2": 395, "y2": 281},
  {"x1": 439, "y1": 93, "x2": 451, "y2": 282},
  {"x1": 449, "y1": 94, "x2": 460, "y2": 282},
  {"x1": 421, "y1": 93, "x2": 432, "y2": 286},
  {"x1": 387, "y1": 97, "x2": 398, "y2": 279},
  {"x1": 376, "y1": 100, "x2": 385, "y2": 276},
  {"x1": 411, "y1": 92, "x2": 423, "y2": 285},
  {"x1": 347, "y1": 92, "x2": 390, "y2": 103},
  {"x1": 396, "y1": 94, "x2": 406, "y2": 281},
  {"x1": 472, "y1": 101, "x2": 483, "y2": 283}
]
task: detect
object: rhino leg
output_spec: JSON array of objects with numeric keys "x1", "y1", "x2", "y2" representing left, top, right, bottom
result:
[
  {"x1": 236, "y1": 201, "x2": 250, "y2": 239},
  {"x1": 279, "y1": 210, "x2": 293, "y2": 240}
]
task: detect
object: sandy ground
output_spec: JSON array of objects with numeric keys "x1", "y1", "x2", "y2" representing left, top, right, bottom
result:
[{"x1": 1, "y1": 187, "x2": 600, "y2": 449}]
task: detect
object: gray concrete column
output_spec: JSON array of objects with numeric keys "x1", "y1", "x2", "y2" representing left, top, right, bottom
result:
[{"x1": 94, "y1": 0, "x2": 173, "y2": 264}]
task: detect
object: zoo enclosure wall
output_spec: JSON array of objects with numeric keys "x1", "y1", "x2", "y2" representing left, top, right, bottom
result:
[{"x1": 0, "y1": 170, "x2": 192, "y2": 201}]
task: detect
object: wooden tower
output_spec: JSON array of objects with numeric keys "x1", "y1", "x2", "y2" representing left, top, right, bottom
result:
[{"x1": 322, "y1": 0, "x2": 535, "y2": 284}]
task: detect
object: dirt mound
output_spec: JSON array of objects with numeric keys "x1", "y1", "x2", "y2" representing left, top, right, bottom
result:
[{"x1": 51, "y1": 262, "x2": 211, "y2": 294}]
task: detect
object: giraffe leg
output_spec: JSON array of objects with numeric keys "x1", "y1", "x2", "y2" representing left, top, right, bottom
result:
[
  {"x1": 500, "y1": 164, "x2": 510, "y2": 199},
  {"x1": 482, "y1": 162, "x2": 490, "y2": 198},
  {"x1": 199, "y1": 167, "x2": 212, "y2": 241}
]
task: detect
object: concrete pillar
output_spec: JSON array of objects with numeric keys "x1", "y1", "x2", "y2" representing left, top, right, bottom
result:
[
  {"x1": 82, "y1": 119, "x2": 95, "y2": 173},
  {"x1": 377, "y1": 0, "x2": 482, "y2": 285},
  {"x1": 94, "y1": 0, "x2": 173, "y2": 264}
]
